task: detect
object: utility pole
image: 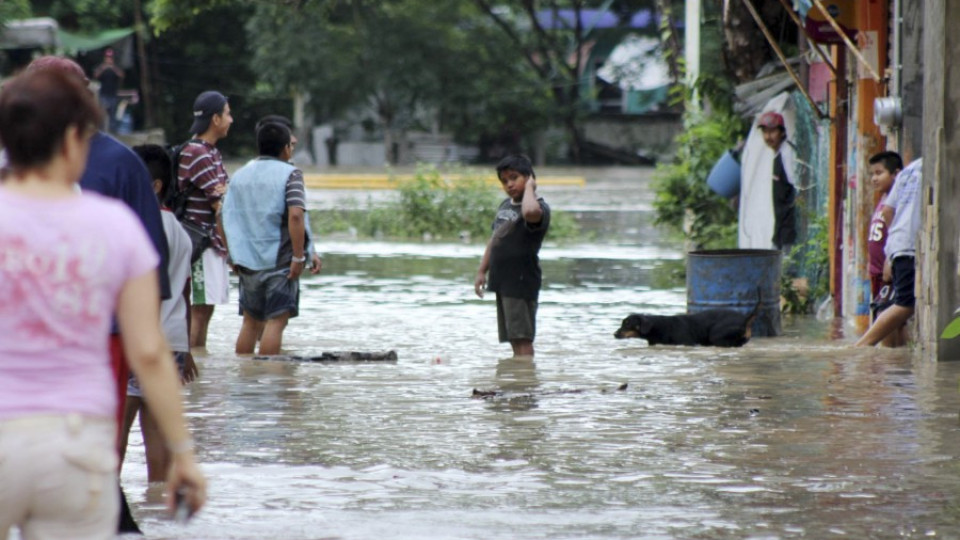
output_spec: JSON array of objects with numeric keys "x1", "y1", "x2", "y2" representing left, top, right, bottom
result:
[
  {"x1": 685, "y1": 0, "x2": 701, "y2": 105},
  {"x1": 133, "y1": 0, "x2": 155, "y2": 128}
]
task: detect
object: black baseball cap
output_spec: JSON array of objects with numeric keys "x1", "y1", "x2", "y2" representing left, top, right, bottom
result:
[{"x1": 189, "y1": 90, "x2": 228, "y2": 135}]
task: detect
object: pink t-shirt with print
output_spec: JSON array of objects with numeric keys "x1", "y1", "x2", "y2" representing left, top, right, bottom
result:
[{"x1": 0, "y1": 188, "x2": 159, "y2": 420}]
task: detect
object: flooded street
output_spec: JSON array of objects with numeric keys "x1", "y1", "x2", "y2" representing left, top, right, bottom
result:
[{"x1": 121, "y1": 167, "x2": 960, "y2": 539}]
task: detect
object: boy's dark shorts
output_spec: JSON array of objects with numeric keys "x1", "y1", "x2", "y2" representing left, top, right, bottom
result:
[
  {"x1": 237, "y1": 266, "x2": 300, "y2": 321},
  {"x1": 496, "y1": 294, "x2": 538, "y2": 343},
  {"x1": 870, "y1": 276, "x2": 895, "y2": 321},
  {"x1": 891, "y1": 255, "x2": 916, "y2": 309}
]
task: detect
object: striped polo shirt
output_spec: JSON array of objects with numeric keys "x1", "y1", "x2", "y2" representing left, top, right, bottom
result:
[{"x1": 177, "y1": 139, "x2": 229, "y2": 254}]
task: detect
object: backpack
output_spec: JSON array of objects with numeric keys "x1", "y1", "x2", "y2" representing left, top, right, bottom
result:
[
  {"x1": 165, "y1": 139, "x2": 201, "y2": 219},
  {"x1": 165, "y1": 139, "x2": 211, "y2": 263}
]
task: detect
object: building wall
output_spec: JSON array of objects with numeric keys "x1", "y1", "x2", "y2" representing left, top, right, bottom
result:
[
  {"x1": 918, "y1": 0, "x2": 960, "y2": 360},
  {"x1": 582, "y1": 113, "x2": 682, "y2": 162},
  {"x1": 900, "y1": 0, "x2": 924, "y2": 162}
]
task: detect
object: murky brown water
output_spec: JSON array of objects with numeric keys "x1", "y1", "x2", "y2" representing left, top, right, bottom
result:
[{"x1": 118, "y1": 167, "x2": 960, "y2": 540}]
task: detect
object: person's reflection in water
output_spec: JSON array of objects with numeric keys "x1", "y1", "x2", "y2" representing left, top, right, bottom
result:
[
  {"x1": 485, "y1": 357, "x2": 547, "y2": 464},
  {"x1": 492, "y1": 356, "x2": 541, "y2": 413}
]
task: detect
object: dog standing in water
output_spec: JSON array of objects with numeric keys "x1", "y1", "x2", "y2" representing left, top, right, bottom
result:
[{"x1": 614, "y1": 291, "x2": 762, "y2": 347}]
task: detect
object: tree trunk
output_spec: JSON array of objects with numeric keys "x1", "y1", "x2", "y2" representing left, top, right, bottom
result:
[
  {"x1": 721, "y1": 0, "x2": 784, "y2": 83},
  {"x1": 657, "y1": 0, "x2": 684, "y2": 83},
  {"x1": 134, "y1": 0, "x2": 155, "y2": 128}
]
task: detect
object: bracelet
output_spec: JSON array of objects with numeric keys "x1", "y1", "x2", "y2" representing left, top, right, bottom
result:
[
  {"x1": 167, "y1": 438, "x2": 195, "y2": 455},
  {"x1": 291, "y1": 255, "x2": 306, "y2": 263}
]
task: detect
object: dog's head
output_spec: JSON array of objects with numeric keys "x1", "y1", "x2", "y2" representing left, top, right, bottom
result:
[{"x1": 614, "y1": 314, "x2": 653, "y2": 339}]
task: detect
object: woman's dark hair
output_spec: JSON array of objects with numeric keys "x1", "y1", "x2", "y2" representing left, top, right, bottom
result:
[
  {"x1": 0, "y1": 69, "x2": 102, "y2": 169},
  {"x1": 257, "y1": 122, "x2": 291, "y2": 158},
  {"x1": 496, "y1": 154, "x2": 535, "y2": 179},
  {"x1": 132, "y1": 144, "x2": 173, "y2": 198}
]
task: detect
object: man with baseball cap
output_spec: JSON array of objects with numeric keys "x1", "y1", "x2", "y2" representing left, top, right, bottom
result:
[
  {"x1": 177, "y1": 90, "x2": 233, "y2": 348},
  {"x1": 757, "y1": 110, "x2": 797, "y2": 252}
]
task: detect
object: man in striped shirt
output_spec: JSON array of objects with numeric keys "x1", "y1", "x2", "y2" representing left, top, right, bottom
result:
[
  {"x1": 221, "y1": 122, "x2": 320, "y2": 354},
  {"x1": 178, "y1": 90, "x2": 233, "y2": 348}
]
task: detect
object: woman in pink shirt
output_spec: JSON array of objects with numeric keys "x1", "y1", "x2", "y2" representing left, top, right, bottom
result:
[{"x1": 0, "y1": 69, "x2": 205, "y2": 538}]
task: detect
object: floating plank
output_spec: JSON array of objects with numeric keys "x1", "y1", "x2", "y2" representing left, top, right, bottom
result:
[
  {"x1": 471, "y1": 382, "x2": 628, "y2": 399},
  {"x1": 255, "y1": 350, "x2": 398, "y2": 363}
]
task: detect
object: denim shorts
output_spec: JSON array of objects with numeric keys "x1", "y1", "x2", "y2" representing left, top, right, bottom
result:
[{"x1": 237, "y1": 266, "x2": 300, "y2": 321}]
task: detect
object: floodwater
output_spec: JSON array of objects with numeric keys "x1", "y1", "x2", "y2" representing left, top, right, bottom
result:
[{"x1": 120, "y1": 167, "x2": 960, "y2": 540}]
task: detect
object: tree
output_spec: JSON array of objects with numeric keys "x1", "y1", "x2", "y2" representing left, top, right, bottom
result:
[
  {"x1": 0, "y1": 0, "x2": 32, "y2": 74},
  {"x1": 720, "y1": 0, "x2": 790, "y2": 84},
  {"x1": 242, "y1": 0, "x2": 554, "y2": 163},
  {"x1": 145, "y1": 0, "x2": 697, "y2": 163},
  {"x1": 471, "y1": 0, "x2": 595, "y2": 162},
  {"x1": 0, "y1": 0, "x2": 31, "y2": 24},
  {"x1": 470, "y1": 0, "x2": 675, "y2": 162}
]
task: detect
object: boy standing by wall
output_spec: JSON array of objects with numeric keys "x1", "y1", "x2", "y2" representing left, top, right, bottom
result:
[
  {"x1": 856, "y1": 157, "x2": 923, "y2": 347},
  {"x1": 474, "y1": 155, "x2": 551, "y2": 357},
  {"x1": 866, "y1": 151, "x2": 904, "y2": 346}
]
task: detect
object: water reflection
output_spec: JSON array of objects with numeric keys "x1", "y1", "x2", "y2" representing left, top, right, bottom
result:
[{"x1": 111, "y1": 168, "x2": 960, "y2": 540}]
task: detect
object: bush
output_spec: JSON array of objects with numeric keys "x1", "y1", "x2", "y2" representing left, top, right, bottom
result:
[
  {"x1": 653, "y1": 107, "x2": 744, "y2": 250},
  {"x1": 310, "y1": 164, "x2": 580, "y2": 242},
  {"x1": 780, "y1": 214, "x2": 829, "y2": 314}
]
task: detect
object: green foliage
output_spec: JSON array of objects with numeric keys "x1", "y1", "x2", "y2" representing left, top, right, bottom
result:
[
  {"x1": 149, "y1": 0, "x2": 238, "y2": 33},
  {"x1": 310, "y1": 164, "x2": 580, "y2": 242},
  {"x1": 39, "y1": 0, "x2": 131, "y2": 31},
  {"x1": 394, "y1": 165, "x2": 501, "y2": 240},
  {"x1": 243, "y1": 0, "x2": 553, "y2": 145},
  {"x1": 780, "y1": 214, "x2": 829, "y2": 314},
  {"x1": 149, "y1": 3, "x2": 287, "y2": 155},
  {"x1": 0, "y1": 0, "x2": 31, "y2": 24},
  {"x1": 653, "y1": 91, "x2": 745, "y2": 250}
]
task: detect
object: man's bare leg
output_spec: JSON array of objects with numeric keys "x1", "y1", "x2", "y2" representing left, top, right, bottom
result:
[
  {"x1": 190, "y1": 304, "x2": 215, "y2": 347},
  {"x1": 259, "y1": 314, "x2": 291, "y2": 355},
  {"x1": 511, "y1": 339, "x2": 534, "y2": 358},
  {"x1": 118, "y1": 396, "x2": 142, "y2": 469},
  {"x1": 236, "y1": 311, "x2": 265, "y2": 354}
]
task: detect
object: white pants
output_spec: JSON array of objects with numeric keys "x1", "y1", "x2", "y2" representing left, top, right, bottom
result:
[{"x1": 0, "y1": 414, "x2": 118, "y2": 540}]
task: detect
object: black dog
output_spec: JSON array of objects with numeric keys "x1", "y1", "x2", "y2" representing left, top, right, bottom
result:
[{"x1": 614, "y1": 292, "x2": 761, "y2": 347}]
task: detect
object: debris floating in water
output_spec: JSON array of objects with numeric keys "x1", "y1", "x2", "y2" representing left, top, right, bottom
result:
[{"x1": 255, "y1": 351, "x2": 399, "y2": 363}]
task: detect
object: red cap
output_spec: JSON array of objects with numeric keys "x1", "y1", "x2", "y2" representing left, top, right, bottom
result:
[{"x1": 758, "y1": 111, "x2": 785, "y2": 129}]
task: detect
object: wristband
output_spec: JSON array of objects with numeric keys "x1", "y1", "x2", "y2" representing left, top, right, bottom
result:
[
  {"x1": 168, "y1": 438, "x2": 195, "y2": 455},
  {"x1": 291, "y1": 255, "x2": 306, "y2": 263}
]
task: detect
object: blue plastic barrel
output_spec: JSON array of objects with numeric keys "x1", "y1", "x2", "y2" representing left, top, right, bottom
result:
[
  {"x1": 706, "y1": 150, "x2": 741, "y2": 198},
  {"x1": 686, "y1": 249, "x2": 781, "y2": 337}
]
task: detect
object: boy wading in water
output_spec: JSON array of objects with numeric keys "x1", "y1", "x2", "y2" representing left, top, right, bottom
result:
[{"x1": 475, "y1": 155, "x2": 551, "y2": 357}]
